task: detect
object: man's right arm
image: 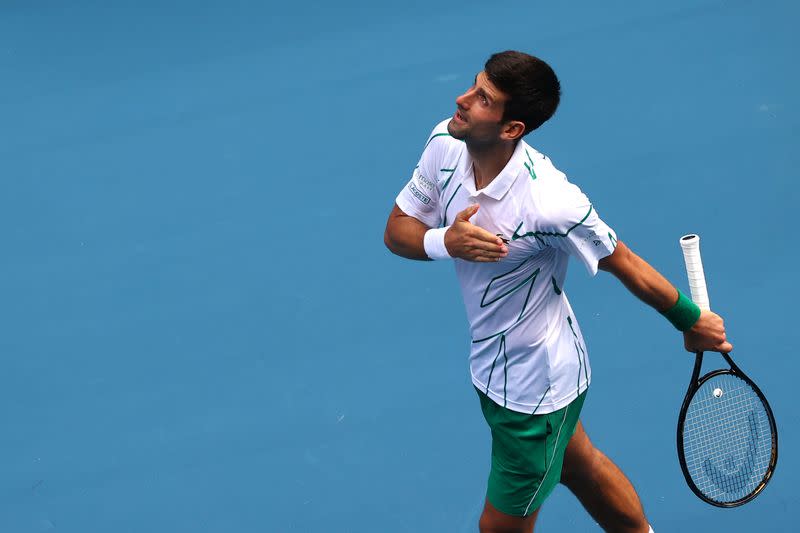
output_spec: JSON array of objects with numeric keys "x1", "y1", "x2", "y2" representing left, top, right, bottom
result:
[{"x1": 384, "y1": 203, "x2": 509, "y2": 262}]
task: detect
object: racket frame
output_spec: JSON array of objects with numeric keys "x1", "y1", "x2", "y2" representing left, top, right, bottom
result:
[{"x1": 676, "y1": 351, "x2": 779, "y2": 507}]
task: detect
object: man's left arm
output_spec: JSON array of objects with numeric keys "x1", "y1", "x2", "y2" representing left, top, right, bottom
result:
[{"x1": 598, "y1": 241, "x2": 733, "y2": 354}]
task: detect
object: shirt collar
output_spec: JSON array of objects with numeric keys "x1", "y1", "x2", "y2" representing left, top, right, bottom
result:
[{"x1": 458, "y1": 140, "x2": 528, "y2": 201}]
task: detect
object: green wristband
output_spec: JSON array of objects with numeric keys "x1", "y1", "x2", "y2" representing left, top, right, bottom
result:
[{"x1": 661, "y1": 290, "x2": 701, "y2": 332}]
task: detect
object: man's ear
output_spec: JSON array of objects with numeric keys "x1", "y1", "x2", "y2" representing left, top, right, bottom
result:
[{"x1": 502, "y1": 120, "x2": 526, "y2": 141}]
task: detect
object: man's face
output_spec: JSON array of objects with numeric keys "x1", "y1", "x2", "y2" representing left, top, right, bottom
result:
[{"x1": 447, "y1": 71, "x2": 510, "y2": 145}]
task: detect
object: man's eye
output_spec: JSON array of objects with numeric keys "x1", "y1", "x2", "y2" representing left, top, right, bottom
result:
[{"x1": 481, "y1": 95, "x2": 488, "y2": 105}]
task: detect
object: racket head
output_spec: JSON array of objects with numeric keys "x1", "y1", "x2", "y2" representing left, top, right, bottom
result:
[{"x1": 677, "y1": 363, "x2": 778, "y2": 507}]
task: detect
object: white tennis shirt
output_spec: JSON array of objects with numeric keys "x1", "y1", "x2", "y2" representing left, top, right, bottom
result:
[{"x1": 396, "y1": 119, "x2": 619, "y2": 414}]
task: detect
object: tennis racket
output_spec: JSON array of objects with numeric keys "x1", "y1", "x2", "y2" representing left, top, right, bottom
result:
[{"x1": 676, "y1": 234, "x2": 778, "y2": 507}]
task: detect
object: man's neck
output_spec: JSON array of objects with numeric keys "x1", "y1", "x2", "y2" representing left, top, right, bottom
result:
[{"x1": 467, "y1": 140, "x2": 517, "y2": 190}]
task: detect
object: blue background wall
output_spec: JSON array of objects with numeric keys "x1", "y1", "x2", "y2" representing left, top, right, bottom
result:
[{"x1": 1, "y1": 1, "x2": 797, "y2": 531}]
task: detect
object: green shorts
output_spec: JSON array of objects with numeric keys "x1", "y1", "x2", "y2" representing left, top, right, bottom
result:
[{"x1": 476, "y1": 388, "x2": 587, "y2": 516}]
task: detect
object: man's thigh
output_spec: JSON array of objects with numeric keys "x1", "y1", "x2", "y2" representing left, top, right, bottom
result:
[
  {"x1": 476, "y1": 389, "x2": 587, "y2": 517},
  {"x1": 561, "y1": 420, "x2": 595, "y2": 484}
]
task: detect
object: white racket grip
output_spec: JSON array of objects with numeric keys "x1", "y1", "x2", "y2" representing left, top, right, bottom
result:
[{"x1": 679, "y1": 234, "x2": 711, "y2": 311}]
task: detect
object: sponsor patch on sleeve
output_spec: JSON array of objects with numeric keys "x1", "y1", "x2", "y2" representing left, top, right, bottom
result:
[
  {"x1": 408, "y1": 182, "x2": 431, "y2": 205},
  {"x1": 416, "y1": 172, "x2": 435, "y2": 192}
]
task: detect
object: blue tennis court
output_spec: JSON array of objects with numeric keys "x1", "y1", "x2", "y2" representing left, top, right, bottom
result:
[{"x1": 1, "y1": 1, "x2": 797, "y2": 531}]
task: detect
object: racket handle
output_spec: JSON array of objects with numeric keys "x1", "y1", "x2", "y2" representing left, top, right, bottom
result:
[{"x1": 679, "y1": 234, "x2": 711, "y2": 311}]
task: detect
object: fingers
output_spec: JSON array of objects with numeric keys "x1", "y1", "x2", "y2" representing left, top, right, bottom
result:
[
  {"x1": 448, "y1": 204, "x2": 512, "y2": 261},
  {"x1": 471, "y1": 249, "x2": 506, "y2": 261},
  {"x1": 459, "y1": 219, "x2": 507, "y2": 249},
  {"x1": 471, "y1": 226, "x2": 507, "y2": 248},
  {"x1": 455, "y1": 204, "x2": 480, "y2": 222},
  {"x1": 683, "y1": 310, "x2": 733, "y2": 353},
  {"x1": 703, "y1": 312, "x2": 731, "y2": 352},
  {"x1": 453, "y1": 203, "x2": 506, "y2": 247},
  {"x1": 451, "y1": 241, "x2": 507, "y2": 262},
  {"x1": 473, "y1": 255, "x2": 503, "y2": 263},
  {"x1": 457, "y1": 243, "x2": 508, "y2": 262},
  {"x1": 714, "y1": 341, "x2": 734, "y2": 354},
  {"x1": 467, "y1": 235, "x2": 507, "y2": 254},
  {"x1": 686, "y1": 337, "x2": 734, "y2": 354},
  {"x1": 463, "y1": 237, "x2": 508, "y2": 261}
]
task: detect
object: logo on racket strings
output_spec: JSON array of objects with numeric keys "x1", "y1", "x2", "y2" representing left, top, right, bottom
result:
[{"x1": 702, "y1": 410, "x2": 760, "y2": 494}]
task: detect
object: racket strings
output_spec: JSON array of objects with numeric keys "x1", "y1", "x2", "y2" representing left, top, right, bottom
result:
[{"x1": 682, "y1": 373, "x2": 773, "y2": 503}]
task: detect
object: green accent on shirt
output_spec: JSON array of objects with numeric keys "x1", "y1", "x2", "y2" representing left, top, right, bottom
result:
[
  {"x1": 511, "y1": 205, "x2": 594, "y2": 243},
  {"x1": 472, "y1": 329, "x2": 508, "y2": 344},
  {"x1": 485, "y1": 335, "x2": 509, "y2": 406},
  {"x1": 531, "y1": 386, "x2": 551, "y2": 415},
  {"x1": 524, "y1": 149, "x2": 537, "y2": 180},
  {"x1": 551, "y1": 276, "x2": 562, "y2": 295},
  {"x1": 440, "y1": 167, "x2": 457, "y2": 191},
  {"x1": 472, "y1": 264, "x2": 540, "y2": 370},
  {"x1": 480, "y1": 260, "x2": 540, "y2": 308}
]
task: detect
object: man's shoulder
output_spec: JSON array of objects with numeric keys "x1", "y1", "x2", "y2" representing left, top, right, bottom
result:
[
  {"x1": 516, "y1": 144, "x2": 590, "y2": 222},
  {"x1": 517, "y1": 143, "x2": 571, "y2": 197},
  {"x1": 518, "y1": 142, "x2": 565, "y2": 183}
]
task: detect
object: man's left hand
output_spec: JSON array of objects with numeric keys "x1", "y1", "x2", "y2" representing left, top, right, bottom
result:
[{"x1": 683, "y1": 310, "x2": 733, "y2": 353}]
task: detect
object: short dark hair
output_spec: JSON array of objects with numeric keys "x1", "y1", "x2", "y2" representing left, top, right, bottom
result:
[{"x1": 484, "y1": 51, "x2": 561, "y2": 135}]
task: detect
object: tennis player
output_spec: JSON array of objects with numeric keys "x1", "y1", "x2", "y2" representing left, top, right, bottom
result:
[{"x1": 384, "y1": 51, "x2": 732, "y2": 533}]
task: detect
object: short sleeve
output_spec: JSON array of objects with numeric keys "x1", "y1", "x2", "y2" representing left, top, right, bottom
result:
[
  {"x1": 543, "y1": 183, "x2": 618, "y2": 276},
  {"x1": 395, "y1": 124, "x2": 449, "y2": 229}
]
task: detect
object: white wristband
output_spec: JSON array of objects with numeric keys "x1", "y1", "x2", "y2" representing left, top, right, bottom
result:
[{"x1": 423, "y1": 226, "x2": 452, "y2": 260}]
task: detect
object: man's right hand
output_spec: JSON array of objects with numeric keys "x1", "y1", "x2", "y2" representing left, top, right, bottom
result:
[{"x1": 445, "y1": 205, "x2": 509, "y2": 262}]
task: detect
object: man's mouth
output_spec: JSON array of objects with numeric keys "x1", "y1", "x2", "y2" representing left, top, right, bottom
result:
[{"x1": 455, "y1": 110, "x2": 467, "y2": 123}]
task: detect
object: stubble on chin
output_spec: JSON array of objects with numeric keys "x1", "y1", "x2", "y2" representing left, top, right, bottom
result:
[{"x1": 447, "y1": 119, "x2": 466, "y2": 140}]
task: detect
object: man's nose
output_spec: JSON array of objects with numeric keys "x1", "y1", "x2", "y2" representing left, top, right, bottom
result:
[{"x1": 455, "y1": 90, "x2": 470, "y2": 108}]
